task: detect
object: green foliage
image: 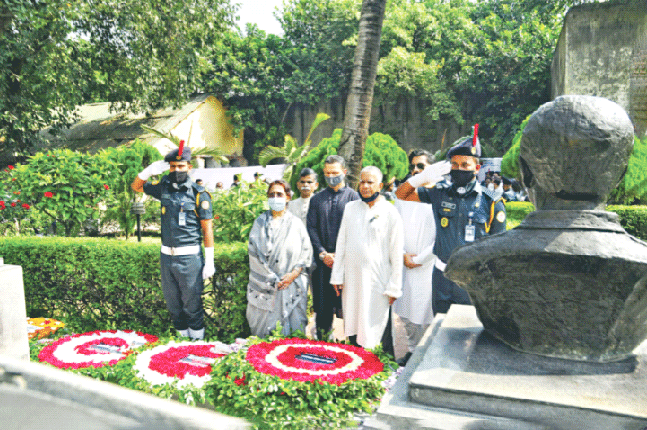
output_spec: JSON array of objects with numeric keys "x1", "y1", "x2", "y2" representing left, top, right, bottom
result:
[
  {"x1": 503, "y1": 202, "x2": 647, "y2": 241},
  {"x1": 293, "y1": 129, "x2": 408, "y2": 191},
  {"x1": 202, "y1": 1, "x2": 359, "y2": 157},
  {"x1": 259, "y1": 113, "x2": 331, "y2": 183},
  {"x1": 612, "y1": 136, "x2": 647, "y2": 204},
  {"x1": 500, "y1": 116, "x2": 531, "y2": 179},
  {"x1": 0, "y1": 0, "x2": 235, "y2": 155},
  {"x1": 212, "y1": 183, "x2": 269, "y2": 243},
  {"x1": 204, "y1": 336, "x2": 395, "y2": 429},
  {"x1": 0, "y1": 237, "x2": 250, "y2": 342},
  {"x1": 606, "y1": 205, "x2": 647, "y2": 240},
  {"x1": 504, "y1": 201, "x2": 535, "y2": 229},
  {"x1": 99, "y1": 140, "x2": 162, "y2": 239},
  {"x1": 10, "y1": 149, "x2": 115, "y2": 236}
]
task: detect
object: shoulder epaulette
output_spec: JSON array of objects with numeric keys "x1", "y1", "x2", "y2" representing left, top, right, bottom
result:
[{"x1": 481, "y1": 187, "x2": 498, "y2": 201}]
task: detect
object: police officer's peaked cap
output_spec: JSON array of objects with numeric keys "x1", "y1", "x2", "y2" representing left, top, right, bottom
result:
[
  {"x1": 502, "y1": 176, "x2": 512, "y2": 185},
  {"x1": 164, "y1": 147, "x2": 192, "y2": 162},
  {"x1": 446, "y1": 136, "x2": 481, "y2": 159}
]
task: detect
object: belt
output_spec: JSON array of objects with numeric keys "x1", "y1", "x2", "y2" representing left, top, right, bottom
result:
[
  {"x1": 161, "y1": 245, "x2": 201, "y2": 256},
  {"x1": 434, "y1": 258, "x2": 447, "y2": 272}
]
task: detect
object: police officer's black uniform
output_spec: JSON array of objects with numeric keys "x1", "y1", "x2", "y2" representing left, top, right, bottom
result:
[
  {"x1": 142, "y1": 150, "x2": 213, "y2": 333},
  {"x1": 417, "y1": 138, "x2": 506, "y2": 314}
]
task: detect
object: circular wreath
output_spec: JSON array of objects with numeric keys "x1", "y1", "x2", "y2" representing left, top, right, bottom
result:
[
  {"x1": 134, "y1": 341, "x2": 234, "y2": 388},
  {"x1": 38, "y1": 330, "x2": 158, "y2": 369},
  {"x1": 246, "y1": 338, "x2": 384, "y2": 385},
  {"x1": 27, "y1": 318, "x2": 65, "y2": 340}
]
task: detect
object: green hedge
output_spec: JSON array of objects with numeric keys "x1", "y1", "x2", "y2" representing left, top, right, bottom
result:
[
  {"x1": 606, "y1": 205, "x2": 647, "y2": 239},
  {"x1": 504, "y1": 202, "x2": 647, "y2": 240},
  {"x1": 0, "y1": 238, "x2": 250, "y2": 342}
]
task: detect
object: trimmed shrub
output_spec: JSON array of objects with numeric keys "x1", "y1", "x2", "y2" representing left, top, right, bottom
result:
[
  {"x1": 504, "y1": 202, "x2": 647, "y2": 241},
  {"x1": 0, "y1": 237, "x2": 250, "y2": 342},
  {"x1": 606, "y1": 205, "x2": 647, "y2": 240},
  {"x1": 292, "y1": 129, "x2": 408, "y2": 192},
  {"x1": 505, "y1": 201, "x2": 535, "y2": 223}
]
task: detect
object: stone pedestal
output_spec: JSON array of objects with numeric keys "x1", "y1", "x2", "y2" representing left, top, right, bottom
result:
[
  {"x1": 0, "y1": 264, "x2": 29, "y2": 361},
  {"x1": 364, "y1": 305, "x2": 647, "y2": 430}
]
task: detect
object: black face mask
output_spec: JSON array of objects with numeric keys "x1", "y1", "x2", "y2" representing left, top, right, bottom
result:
[
  {"x1": 360, "y1": 191, "x2": 380, "y2": 203},
  {"x1": 169, "y1": 171, "x2": 188, "y2": 184},
  {"x1": 450, "y1": 169, "x2": 475, "y2": 187}
]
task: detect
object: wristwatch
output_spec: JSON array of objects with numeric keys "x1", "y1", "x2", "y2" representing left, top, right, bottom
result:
[{"x1": 319, "y1": 251, "x2": 327, "y2": 260}]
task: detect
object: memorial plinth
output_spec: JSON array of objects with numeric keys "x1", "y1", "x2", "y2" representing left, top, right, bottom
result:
[
  {"x1": 0, "y1": 264, "x2": 29, "y2": 361},
  {"x1": 364, "y1": 306, "x2": 647, "y2": 430}
]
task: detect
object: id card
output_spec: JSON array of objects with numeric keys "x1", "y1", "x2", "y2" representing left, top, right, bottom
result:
[
  {"x1": 465, "y1": 224, "x2": 475, "y2": 242},
  {"x1": 178, "y1": 211, "x2": 186, "y2": 226}
]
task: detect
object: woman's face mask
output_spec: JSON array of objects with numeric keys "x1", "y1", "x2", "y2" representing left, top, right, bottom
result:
[{"x1": 268, "y1": 197, "x2": 287, "y2": 212}]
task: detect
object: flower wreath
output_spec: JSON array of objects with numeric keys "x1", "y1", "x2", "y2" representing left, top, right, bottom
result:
[
  {"x1": 27, "y1": 318, "x2": 65, "y2": 340},
  {"x1": 38, "y1": 330, "x2": 158, "y2": 369},
  {"x1": 134, "y1": 341, "x2": 235, "y2": 388},
  {"x1": 246, "y1": 338, "x2": 384, "y2": 385}
]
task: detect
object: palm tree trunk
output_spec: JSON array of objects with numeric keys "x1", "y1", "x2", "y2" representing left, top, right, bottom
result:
[{"x1": 337, "y1": 0, "x2": 387, "y2": 189}]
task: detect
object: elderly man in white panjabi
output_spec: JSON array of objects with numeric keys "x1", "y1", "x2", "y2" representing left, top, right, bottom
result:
[{"x1": 330, "y1": 166, "x2": 404, "y2": 352}]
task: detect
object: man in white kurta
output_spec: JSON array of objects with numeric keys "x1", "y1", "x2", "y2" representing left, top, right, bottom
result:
[
  {"x1": 393, "y1": 199, "x2": 436, "y2": 355},
  {"x1": 330, "y1": 167, "x2": 404, "y2": 352}
]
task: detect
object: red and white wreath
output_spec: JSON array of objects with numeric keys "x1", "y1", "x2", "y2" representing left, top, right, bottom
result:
[
  {"x1": 38, "y1": 330, "x2": 158, "y2": 369},
  {"x1": 246, "y1": 338, "x2": 384, "y2": 385},
  {"x1": 134, "y1": 341, "x2": 235, "y2": 388}
]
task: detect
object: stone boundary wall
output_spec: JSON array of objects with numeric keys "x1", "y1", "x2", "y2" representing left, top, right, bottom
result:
[
  {"x1": 285, "y1": 95, "x2": 468, "y2": 156},
  {"x1": 551, "y1": 0, "x2": 647, "y2": 137}
]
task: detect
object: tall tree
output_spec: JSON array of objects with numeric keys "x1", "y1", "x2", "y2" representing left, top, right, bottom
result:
[
  {"x1": 0, "y1": 0, "x2": 235, "y2": 158},
  {"x1": 337, "y1": 0, "x2": 387, "y2": 188}
]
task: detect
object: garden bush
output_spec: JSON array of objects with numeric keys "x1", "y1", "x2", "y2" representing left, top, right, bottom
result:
[
  {"x1": 606, "y1": 205, "x2": 647, "y2": 240},
  {"x1": 292, "y1": 129, "x2": 408, "y2": 193},
  {"x1": 212, "y1": 183, "x2": 269, "y2": 243},
  {"x1": 0, "y1": 237, "x2": 250, "y2": 342},
  {"x1": 503, "y1": 202, "x2": 647, "y2": 240}
]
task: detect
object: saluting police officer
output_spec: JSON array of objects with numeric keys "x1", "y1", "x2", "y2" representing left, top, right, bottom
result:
[
  {"x1": 131, "y1": 147, "x2": 215, "y2": 340},
  {"x1": 396, "y1": 134, "x2": 506, "y2": 314}
]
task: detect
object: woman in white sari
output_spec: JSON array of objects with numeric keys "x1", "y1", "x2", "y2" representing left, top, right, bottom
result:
[{"x1": 246, "y1": 180, "x2": 313, "y2": 337}]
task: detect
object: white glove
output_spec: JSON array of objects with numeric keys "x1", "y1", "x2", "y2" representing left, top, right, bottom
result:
[
  {"x1": 202, "y1": 247, "x2": 216, "y2": 280},
  {"x1": 137, "y1": 160, "x2": 170, "y2": 181},
  {"x1": 407, "y1": 160, "x2": 451, "y2": 188}
]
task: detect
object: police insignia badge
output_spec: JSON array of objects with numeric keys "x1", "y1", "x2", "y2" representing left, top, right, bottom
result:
[
  {"x1": 201, "y1": 200, "x2": 210, "y2": 210},
  {"x1": 441, "y1": 217, "x2": 449, "y2": 228},
  {"x1": 152, "y1": 180, "x2": 159, "y2": 185},
  {"x1": 496, "y1": 211, "x2": 506, "y2": 223},
  {"x1": 161, "y1": 207, "x2": 166, "y2": 215}
]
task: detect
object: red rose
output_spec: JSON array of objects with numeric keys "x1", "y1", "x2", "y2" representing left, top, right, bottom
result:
[
  {"x1": 8, "y1": 165, "x2": 14, "y2": 170},
  {"x1": 22, "y1": 203, "x2": 30, "y2": 210},
  {"x1": 44, "y1": 192, "x2": 54, "y2": 198},
  {"x1": 11, "y1": 178, "x2": 15, "y2": 181},
  {"x1": 215, "y1": 215, "x2": 220, "y2": 220},
  {"x1": 0, "y1": 201, "x2": 4, "y2": 205},
  {"x1": 11, "y1": 202, "x2": 16, "y2": 207},
  {"x1": 104, "y1": 184, "x2": 109, "y2": 190}
]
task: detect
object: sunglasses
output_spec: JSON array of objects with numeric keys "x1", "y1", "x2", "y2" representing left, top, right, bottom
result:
[{"x1": 409, "y1": 163, "x2": 426, "y2": 171}]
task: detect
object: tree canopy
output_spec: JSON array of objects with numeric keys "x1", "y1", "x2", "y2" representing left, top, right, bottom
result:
[{"x1": 0, "y1": 0, "x2": 235, "y2": 156}]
